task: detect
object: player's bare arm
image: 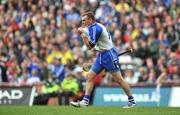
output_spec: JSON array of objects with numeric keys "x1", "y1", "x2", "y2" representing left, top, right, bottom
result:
[{"x1": 77, "y1": 27, "x2": 93, "y2": 50}]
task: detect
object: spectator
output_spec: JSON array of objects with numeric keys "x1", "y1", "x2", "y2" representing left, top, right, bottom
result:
[
  {"x1": 60, "y1": 73, "x2": 79, "y2": 105},
  {"x1": 148, "y1": 68, "x2": 157, "y2": 83},
  {"x1": 148, "y1": 34, "x2": 159, "y2": 63},
  {"x1": 26, "y1": 52, "x2": 41, "y2": 79},
  {"x1": 124, "y1": 65, "x2": 139, "y2": 85},
  {"x1": 48, "y1": 56, "x2": 65, "y2": 83},
  {"x1": 95, "y1": 1, "x2": 110, "y2": 24},
  {"x1": 135, "y1": 38, "x2": 150, "y2": 61},
  {"x1": 46, "y1": 43, "x2": 62, "y2": 64},
  {"x1": 26, "y1": 69, "x2": 40, "y2": 85},
  {"x1": 167, "y1": 62, "x2": 180, "y2": 83},
  {"x1": 61, "y1": 42, "x2": 74, "y2": 65},
  {"x1": 138, "y1": 67, "x2": 148, "y2": 83},
  {"x1": 35, "y1": 72, "x2": 60, "y2": 105}
]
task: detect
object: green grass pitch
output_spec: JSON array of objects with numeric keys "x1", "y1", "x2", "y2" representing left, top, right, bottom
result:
[{"x1": 0, "y1": 106, "x2": 180, "y2": 115}]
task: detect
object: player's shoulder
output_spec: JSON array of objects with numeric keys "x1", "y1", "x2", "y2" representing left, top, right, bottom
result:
[
  {"x1": 87, "y1": 22, "x2": 106, "y2": 36},
  {"x1": 88, "y1": 22, "x2": 103, "y2": 28},
  {"x1": 94, "y1": 22, "x2": 105, "y2": 29},
  {"x1": 96, "y1": 22, "x2": 104, "y2": 26},
  {"x1": 88, "y1": 22, "x2": 105, "y2": 31},
  {"x1": 96, "y1": 23, "x2": 107, "y2": 31}
]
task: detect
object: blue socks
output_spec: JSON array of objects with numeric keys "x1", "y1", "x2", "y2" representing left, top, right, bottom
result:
[
  {"x1": 128, "y1": 96, "x2": 136, "y2": 104},
  {"x1": 82, "y1": 95, "x2": 90, "y2": 104}
]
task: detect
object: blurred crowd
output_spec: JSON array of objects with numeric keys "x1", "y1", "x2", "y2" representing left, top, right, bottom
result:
[{"x1": 0, "y1": 0, "x2": 180, "y2": 104}]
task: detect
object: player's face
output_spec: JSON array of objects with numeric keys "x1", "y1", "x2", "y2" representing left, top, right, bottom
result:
[{"x1": 82, "y1": 15, "x2": 90, "y2": 27}]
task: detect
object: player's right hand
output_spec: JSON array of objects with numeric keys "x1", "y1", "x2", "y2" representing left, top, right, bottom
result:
[{"x1": 77, "y1": 27, "x2": 83, "y2": 34}]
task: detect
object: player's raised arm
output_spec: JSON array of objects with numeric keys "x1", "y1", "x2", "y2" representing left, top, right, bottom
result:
[
  {"x1": 77, "y1": 27, "x2": 93, "y2": 50},
  {"x1": 77, "y1": 11, "x2": 101, "y2": 50}
]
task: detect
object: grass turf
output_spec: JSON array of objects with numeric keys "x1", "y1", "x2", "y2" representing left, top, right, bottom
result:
[{"x1": 0, "y1": 106, "x2": 180, "y2": 115}]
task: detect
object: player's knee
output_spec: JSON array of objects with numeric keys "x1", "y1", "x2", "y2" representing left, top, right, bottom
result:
[
  {"x1": 117, "y1": 77, "x2": 125, "y2": 84},
  {"x1": 112, "y1": 72, "x2": 125, "y2": 84},
  {"x1": 85, "y1": 73, "x2": 94, "y2": 82}
]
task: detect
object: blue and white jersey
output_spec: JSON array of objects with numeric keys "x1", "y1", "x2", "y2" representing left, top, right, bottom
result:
[{"x1": 82, "y1": 22, "x2": 113, "y2": 51}]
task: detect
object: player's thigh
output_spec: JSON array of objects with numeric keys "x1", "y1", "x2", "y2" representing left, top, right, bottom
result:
[
  {"x1": 91, "y1": 55, "x2": 104, "y2": 74},
  {"x1": 102, "y1": 49, "x2": 119, "y2": 72},
  {"x1": 86, "y1": 69, "x2": 97, "y2": 81}
]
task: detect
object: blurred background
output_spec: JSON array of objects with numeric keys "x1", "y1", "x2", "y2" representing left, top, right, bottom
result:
[{"x1": 0, "y1": 0, "x2": 179, "y2": 106}]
